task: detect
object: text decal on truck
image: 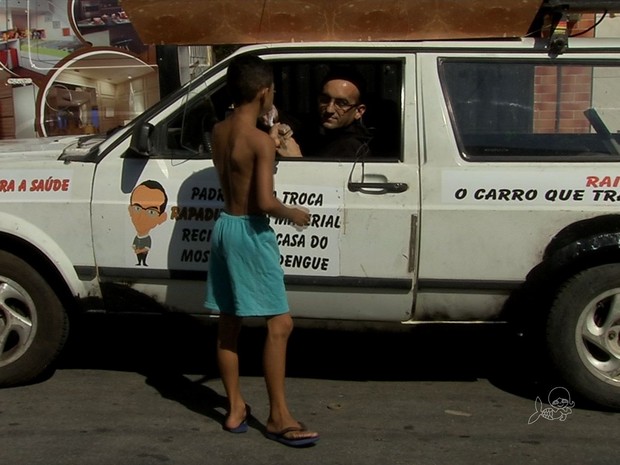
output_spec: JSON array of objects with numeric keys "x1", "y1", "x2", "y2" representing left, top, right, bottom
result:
[
  {"x1": 443, "y1": 170, "x2": 620, "y2": 205},
  {"x1": 125, "y1": 181, "x2": 343, "y2": 276},
  {"x1": 0, "y1": 170, "x2": 73, "y2": 200}
]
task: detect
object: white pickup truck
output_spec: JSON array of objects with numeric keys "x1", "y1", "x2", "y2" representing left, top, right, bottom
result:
[{"x1": 2, "y1": 37, "x2": 620, "y2": 410}]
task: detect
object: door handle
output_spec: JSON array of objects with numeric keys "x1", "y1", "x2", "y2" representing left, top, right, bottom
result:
[{"x1": 347, "y1": 182, "x2": 409, "y2": 194}]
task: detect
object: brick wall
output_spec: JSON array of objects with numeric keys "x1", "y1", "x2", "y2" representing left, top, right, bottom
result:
[{"x1": 533, "y1": 15, "x2": 596, "y2": 134}]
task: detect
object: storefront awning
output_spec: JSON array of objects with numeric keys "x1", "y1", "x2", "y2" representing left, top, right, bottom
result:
[{"x1": 121, "y1": 0, "x2": 543, "y2": 45}]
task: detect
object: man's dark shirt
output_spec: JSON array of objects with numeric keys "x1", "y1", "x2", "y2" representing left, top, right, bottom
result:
[{"x1": 309, "y1": 121, "x2": 373, "y2": 159}]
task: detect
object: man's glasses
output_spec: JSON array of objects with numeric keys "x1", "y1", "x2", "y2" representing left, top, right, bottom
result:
[
  {"x1": 318, "y1": 94, "x2": 359, "y2": 113},
  {"x1": 130, "y1": 204, "x2": 162, "y2": 217}
]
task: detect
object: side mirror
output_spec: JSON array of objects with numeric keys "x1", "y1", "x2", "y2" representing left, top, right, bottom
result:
[{"x1": 129, "y1": 123, "x2": 154, "y2": 156}]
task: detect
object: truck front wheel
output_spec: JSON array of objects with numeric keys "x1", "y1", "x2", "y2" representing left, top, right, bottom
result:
[
  {"x1": 547, "y1": 264, "x2": 620, "y2": 410},
  {"x1": 0, "y1": 251, "x2": 68, "y2": 387}
]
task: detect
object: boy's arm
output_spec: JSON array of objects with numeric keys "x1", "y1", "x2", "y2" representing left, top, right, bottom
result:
[{"x1": 254, "y1": 132, "x2": 309, "y2": 227}]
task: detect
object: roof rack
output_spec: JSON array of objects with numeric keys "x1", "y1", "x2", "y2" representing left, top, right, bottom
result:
[
  {"x1": 122, "y1": 0, "x2": 620, "y2": 48},
  {"x1": 542, "y1": 0, "x2": 620, "y2": 13},
  {"x1": 122, "y1": 0, "x2": 541, "y2": 45},
  {"x1": 535, "y1": 0, "x2": 620, "y2": 55}
]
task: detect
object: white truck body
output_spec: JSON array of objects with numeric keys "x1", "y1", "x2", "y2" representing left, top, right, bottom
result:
[{"x1": 2, "y1": 38, "x2": 620, "y2": 409}]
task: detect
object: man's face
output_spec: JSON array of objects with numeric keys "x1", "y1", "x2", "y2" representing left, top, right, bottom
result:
[
  {"x1": 128, "y1": 185, "x2": 168, "y2": 236},
  {"x1": 319, "y1": 79, "x2": 366, "y2": 130}
]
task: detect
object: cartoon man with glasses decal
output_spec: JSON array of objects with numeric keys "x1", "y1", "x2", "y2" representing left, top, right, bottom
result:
[{"x1": 128, "y1": 180, "x2": 168, "y2": 266}]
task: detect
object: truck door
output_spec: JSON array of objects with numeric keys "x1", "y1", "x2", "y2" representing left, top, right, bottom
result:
[{"x1": 91, "y1": 49, "x2": 419, "y2": 322}]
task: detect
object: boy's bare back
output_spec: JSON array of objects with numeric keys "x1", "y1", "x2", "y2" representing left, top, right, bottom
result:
[
  {"x1": 211, "y1": 112, "x2": 277, "y2": 217},
  {"x1": 209, "y1": 54, "x2": 308, "y2": 227}
]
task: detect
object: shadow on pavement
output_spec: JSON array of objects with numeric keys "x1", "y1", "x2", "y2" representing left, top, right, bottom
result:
[{"x1": 57, "y1": 313, "x2": 551, "y2": 402}]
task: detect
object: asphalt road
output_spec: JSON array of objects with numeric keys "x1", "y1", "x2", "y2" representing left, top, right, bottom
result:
[{"x1": 2, "y1": 314, "x2": 618, "y2": 465}]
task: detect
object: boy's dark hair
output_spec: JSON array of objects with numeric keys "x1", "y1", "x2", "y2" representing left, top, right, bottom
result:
[
  {"x1": 321, "y1": 66, "x2": 367, "y2": 103},
  {"x1": 227, "y1": 55, "x2": 274, "y2": 106}
]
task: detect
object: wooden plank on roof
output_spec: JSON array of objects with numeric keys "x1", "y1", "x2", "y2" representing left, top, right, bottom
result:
[{"x1": 121, "y1": 0, "x2": 542, "y2": 45}]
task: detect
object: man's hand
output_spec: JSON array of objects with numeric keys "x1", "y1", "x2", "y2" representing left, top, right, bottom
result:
[{"x1": 269, "y1": 123, "x2": 302, "y2": 157}]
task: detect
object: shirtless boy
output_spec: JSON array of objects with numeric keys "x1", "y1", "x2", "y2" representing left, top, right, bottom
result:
[{"x1": 205, "y1": 55, "x2": 319, "y2": 447}]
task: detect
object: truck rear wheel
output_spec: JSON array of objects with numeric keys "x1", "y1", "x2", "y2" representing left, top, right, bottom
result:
[
  {"x1": 0, "y1": 251, "x2": 68, "y2": 387},
  {"x1": 547, "y1": 264, "x2": 620, "y2": 410}
]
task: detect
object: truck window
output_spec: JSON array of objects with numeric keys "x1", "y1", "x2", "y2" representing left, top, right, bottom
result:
[
  {"x1": 160, "y1": 83, "x2": 228, "y2": 159},
  {"x1": 159, "y1": 59, "x2": 403, "y2": 161},
  {"x1": 271, "y1": 60, "x2": 403, "y2": 161},
  {"x1": 440, "y1": 60, "x2": 620, "y2": 161}
]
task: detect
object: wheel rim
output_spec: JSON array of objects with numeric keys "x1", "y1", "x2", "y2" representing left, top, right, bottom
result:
[
  {"x1": 0, "y1": 277, "x2": 37, "y2": 367},
  {"x1": 576, "y1": 289, "x2": 620, "y2": 386}
]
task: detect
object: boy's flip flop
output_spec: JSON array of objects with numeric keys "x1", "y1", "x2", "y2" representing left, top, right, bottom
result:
[
  {"x1": 223, "y1": 405, "x2": 251, "y2": 434},
  {"x1": 266, "y1": 423, "x2": 319, "y2": 447}
]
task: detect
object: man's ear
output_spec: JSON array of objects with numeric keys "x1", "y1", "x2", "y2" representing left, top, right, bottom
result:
[
  {"x1": 257, "y1": 87, "x2": 269, "y2": 110},
  {"x1": 354, "y1": 104, "x2": 366, "y2": 120},
  {"x1": 258, "y1": 86, "x2": 270, "y2": 102}
]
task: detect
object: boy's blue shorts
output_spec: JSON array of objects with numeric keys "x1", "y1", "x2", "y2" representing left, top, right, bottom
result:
[{"x1": 205, "y1": 212, "x2": 289, "y2": 317}]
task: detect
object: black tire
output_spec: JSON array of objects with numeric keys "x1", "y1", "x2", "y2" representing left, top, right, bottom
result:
[
  {"x1": 547, "y1": 264, "x2": 620, "y2": 410},
  {"x1": 0, "y1": 251, "x2": 68, "y2": 387}
]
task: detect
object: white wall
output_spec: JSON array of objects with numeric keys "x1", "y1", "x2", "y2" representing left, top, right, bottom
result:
[
  {"x1": 596, "y1": 13, "x2": 620, "y2": 37},
  {"x1": 3, "y1": 0, "x2": 73, "y2": 40},
  {"x1": 0, "y1": 11, "x2": 13, "y2": 31},
  {"x1": 13, "y1": 84, "x2": 37, "y2": 138},
  {"x1": 592, "y1": 15, "x2": 620, "y2": 133}
]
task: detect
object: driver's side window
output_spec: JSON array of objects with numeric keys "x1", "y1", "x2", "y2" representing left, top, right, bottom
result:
[
  {"x1": 157, "y1": 57, "x2": 403, "y2": 161},
  {"x1": 271, "y1": 59, "x2": 403, "y2": 161}
]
